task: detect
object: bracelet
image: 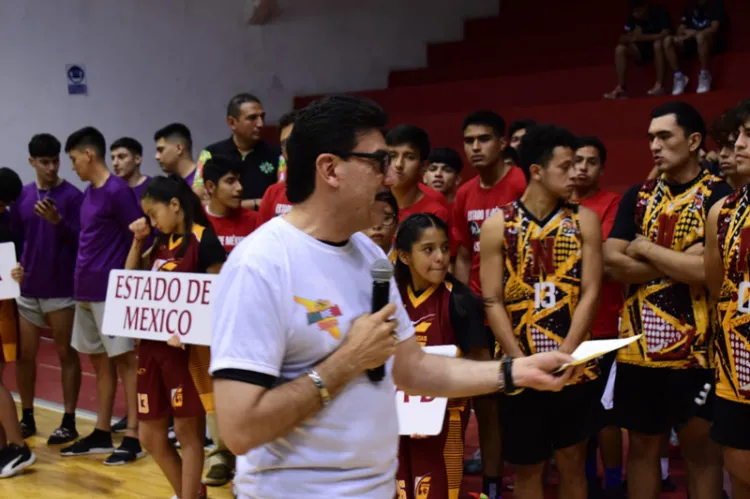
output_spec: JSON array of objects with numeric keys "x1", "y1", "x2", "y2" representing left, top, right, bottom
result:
[
  {"x1": 306, "y1": 369, "x2": 331, "y2": 407},
  {"x1": 253, "y1": 199, "x2": 258, "y2": 210}
]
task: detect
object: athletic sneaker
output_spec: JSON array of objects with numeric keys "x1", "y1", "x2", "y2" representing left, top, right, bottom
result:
[
  {"x1": 697, "y1": 70, "x2": 712, "y2": 94},
  {"x1": 0, "y1": 444, "x2": 36, "y2": 478},
  {"x1": 103, "y1": 437, "x2": 145, "y2": 466},
  {"x1": 19, "y1": 420, "x2": 36, "y2": 439},
  {"x1": 672, "y1": 73, "x2": 689, "y2": 96},
  {"x1": 60, "y1": 431, "x2": 114, "y2": 456},
  {"x1": 204, "y1": 450, "x2": 234, "y2": 486},
  {"x1": 47, "y1": 426, "x2": 79, "y2": 445},
  {"x1": 111, "y1": 416, "x2": 128, "y2": 433}
]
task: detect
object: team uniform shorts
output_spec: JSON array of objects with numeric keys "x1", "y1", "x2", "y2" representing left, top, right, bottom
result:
[
  {"x1": 72, "y1": 301, "x2": 134, "y2": 358},
  {"x1": 16, "y1": 296, "x2": 75, "y2": 328},
  {"x1": 614, "y1": 363, "x2": 714, "y2": 435},
  {"x1": 137, "y1": 339, "x2": 205, "y2": 421},
  {"x1": 712, "y1": 396, "x2": 750, "y2": 451},
  {"x1": 397, "y1": 400, "x2": 470, "y2": 499},
  {"x1": 0, "y1": 299, "x2": 19, "y2": 363},
  {"x1": 501, "y1": 381, "x2": 601, "y2": 465},
  {"x1": 591, "y1": 351, "x2": 618, "y2": 428}
]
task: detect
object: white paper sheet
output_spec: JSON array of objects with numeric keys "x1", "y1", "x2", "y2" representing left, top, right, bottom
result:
[
  {"x1": 0, "y1": 243, "x2": 20, "y2": 300},
  {"x1": 557, "y1": 335, "x2": 642, "y2": 371}
]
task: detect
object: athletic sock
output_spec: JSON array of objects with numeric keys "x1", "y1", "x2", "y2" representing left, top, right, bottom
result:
[
  {"x1": 604, "y1": 466, "x2": 623, "y2": 489},
  {"x1": 61, "y1": 412, "x2": 76, "y2": 430},
  {"x1": 21, "y1": 408, "x2": 34, "y2": 425},
  {"x1": 90, "y1": 428, "x2": 113, "y2": 445},
  {"x1": 482, "y1": 476, "x2": 501, "y2": 499},
  {"x1": 660, "y1": 457, "x2": 669, "y2": 480},
  {"x1": 119, "y1": 436, "x2": 141, "y2": 452}
]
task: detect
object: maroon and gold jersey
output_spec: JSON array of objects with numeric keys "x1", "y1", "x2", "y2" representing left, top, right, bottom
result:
[
  {"x1": 403, "y1": 282, "x2": 456, "y2": 350},
  {"x1": 716, "y1": 186, "x2": 750, "y2": 404},
  {"x1": 618, "y1": 170, "x2": 721, "y2": 369},
  {"x1": 150, "y1": 224, "x2": 226, "y2": 413},
  {"x1": 399, "y1": 279, "x2": 486, "y2": 499},
  {"x1": 502, "y1": 201, "x2": 586, "y2": 355}
]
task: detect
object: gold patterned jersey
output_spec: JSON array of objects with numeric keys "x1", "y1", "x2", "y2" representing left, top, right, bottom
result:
[
  {"x1": 618, "y1": 170, "x2": 721, "y2": 369},
  {"x1": 502, "y1": 201, "x2": 593, "y2": 371},
  {"x1": 716, "y1": 186, "x2": 750, "y2": 404}
]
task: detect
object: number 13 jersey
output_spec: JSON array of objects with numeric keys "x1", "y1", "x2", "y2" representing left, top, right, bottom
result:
[{"x1": 502, "y1": 201, "x2": 585, "y2": 357}]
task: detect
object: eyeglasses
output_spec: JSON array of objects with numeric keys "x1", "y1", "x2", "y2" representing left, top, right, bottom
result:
[
  {"x1": 342, "y1": 151, "x2": 391, "y2": 174},
  {"x1": 382, "y1": 212, "x2": 397, "y2": 227}
]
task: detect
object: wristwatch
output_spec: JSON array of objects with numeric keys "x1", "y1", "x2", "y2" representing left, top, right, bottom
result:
[{"x1": 501, "y1": 356, "x2": 523, "y2": 395}]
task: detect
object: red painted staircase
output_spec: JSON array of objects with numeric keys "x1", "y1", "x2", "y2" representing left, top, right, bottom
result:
[{"x1": 294, "y1": 0, "x2": 750, "y2": 193}]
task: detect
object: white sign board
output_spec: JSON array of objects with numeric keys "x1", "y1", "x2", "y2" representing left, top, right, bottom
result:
[
  {"x1": 396, "y1": 345, "x2": 458, "y2": 436},
  {"x1": 102, "y1": 270, "x2": 215, "y2": 346},
  {"x1": 0, "y1": 243, "x2": 20, "y2": 300}
]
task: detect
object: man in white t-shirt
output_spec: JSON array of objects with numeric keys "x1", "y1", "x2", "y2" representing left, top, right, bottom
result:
[{"x1": 209, "y1": 95, "x2": 578, "y2": 499}]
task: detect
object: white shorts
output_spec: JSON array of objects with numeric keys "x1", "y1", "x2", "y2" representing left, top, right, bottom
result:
[
  {"x1": 16, "y1": 296, "x2": 75, "y2": 328},
  {"x1": 72, "y1": 301, "x2": 134, "y2": 358}
]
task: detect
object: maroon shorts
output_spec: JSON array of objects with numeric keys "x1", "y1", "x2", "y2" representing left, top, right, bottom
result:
[
  {"x1": 397, "y1": 399, "x2": 470, "y2": 499},
  {"x1": 0, "y1": 300, "x2": 19, "y2": 363},
  {"x1": 137, "y1": 340, "x2": 204, "y2": 421}
]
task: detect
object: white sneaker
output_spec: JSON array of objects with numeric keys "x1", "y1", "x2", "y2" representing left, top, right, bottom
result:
[
  {"x1": 672, "y1": 73, "x2": 689, "y2": 96},
  {"x1": 697, "y1": 71, "x2": 712, "y2": 94}
]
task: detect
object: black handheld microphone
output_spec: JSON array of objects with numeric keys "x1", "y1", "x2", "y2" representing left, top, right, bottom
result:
[{"x1": 368, "y1": 258, "x2": 394, "y2": 383}]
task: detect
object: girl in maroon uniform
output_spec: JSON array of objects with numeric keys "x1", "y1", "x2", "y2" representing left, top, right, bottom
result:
[
  {"x1": 126, "y1": 175, "x2": 226, "y2": 499},
  {"x1": 394, "y1": 213, "x2": 489, "y2": 499}
]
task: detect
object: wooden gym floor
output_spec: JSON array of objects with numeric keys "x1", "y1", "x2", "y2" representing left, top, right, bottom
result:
[{"x1": 0, "y1": 401, "x2": 234, "y2": 499}]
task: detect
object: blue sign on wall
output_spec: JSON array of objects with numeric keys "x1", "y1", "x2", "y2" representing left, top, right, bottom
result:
[{"x1": 66, "y1": 64, "x2": 88, "y2": 95}]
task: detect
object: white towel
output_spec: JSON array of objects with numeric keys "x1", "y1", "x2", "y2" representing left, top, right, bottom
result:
[{"x1": 601, "y1": 360, "x2": 617, "y2": 410}]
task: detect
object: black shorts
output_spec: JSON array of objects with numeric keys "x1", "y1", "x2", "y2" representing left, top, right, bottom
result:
[
  {"x1": 712, "y1": 396, "x2": 750, "y2": 451},
  {"x1": 635, "y1": 41, "x2": 655, "y2": 63},
  {"x1": 614, "y1": 363, "x2": 714, "y2": 435},
  {"x1": 501, "y1": 381, "x2": 601, "y2": 465}
]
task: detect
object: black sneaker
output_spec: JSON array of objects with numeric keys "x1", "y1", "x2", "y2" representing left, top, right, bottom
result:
[
  {"x1": 19, "y1": 420, "x2": 36, "y2": 439},
  {"x1": 103, "y1": 439, "x2": 145, "y2": 466},
  {"x1": 60, "y1": 432, "x2": 114, "y2": 456},
  {"x1": 47, "y1": 426, "x2": 79, "y2": 445},
  {"x1": 111, "y1": 416, "x2": 128, "y2": 433},
  {"x1": 0, "y1": 444, "x2": 36, "y2": 478}
]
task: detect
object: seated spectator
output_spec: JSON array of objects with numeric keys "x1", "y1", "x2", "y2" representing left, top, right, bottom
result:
[
  {"x1": 424, "y1": 147, "x2": 463, "y2": 205},
  {"x1": 604, "y1": 0, "x2": 672, "y2": 99},
  {"x1": 664, "y1": 0, "x2": 726, "y2": 95},
  {"x1": 508, "y1": 119, "x2": 536, "y2": 150}
]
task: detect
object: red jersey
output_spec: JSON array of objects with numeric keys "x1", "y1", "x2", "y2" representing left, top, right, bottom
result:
[
  {"x1": 452, "y1": 167, "x2": 526, "y2": 294},
  {"x1": 399, "y1": 184, "x2": 451, "y2": 224},
  {"x1": 578, "y1": 189, "x2": 623, "y2": 339},
  {"x1": 258, "y1": 181, "x2": 292, "y2": 225},
  {"x1": 204, "y1": 207, "x2": 258, "y2": 253}
]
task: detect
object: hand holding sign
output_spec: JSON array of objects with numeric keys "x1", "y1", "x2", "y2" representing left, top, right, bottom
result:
[{"x1": 10, "y1": 264, "x2": 23, "y2": 285}]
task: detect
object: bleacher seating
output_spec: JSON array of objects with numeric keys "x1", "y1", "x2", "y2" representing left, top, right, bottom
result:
[{"x1": 294, "y1": 0, "x2": 750, "y2": 194}]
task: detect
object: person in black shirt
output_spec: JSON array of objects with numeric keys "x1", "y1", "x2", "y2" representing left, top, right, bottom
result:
[
  {"x1": 604, "y1": 0, "x2": 672, "y2": 99},
  {"x1": 664, "y1": 0, "x2": 725, "y2": 95},
  {"x1": 193, "y1": 93, "x2": 281, "y2": 211}
]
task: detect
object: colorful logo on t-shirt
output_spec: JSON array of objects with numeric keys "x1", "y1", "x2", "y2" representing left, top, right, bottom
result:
[
  {"x1": 260, "y1": 161, "x2": 275, "y2": 175},
  {"x1": 294, "y1": 297, "x2": 343, "y2": 339}
]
